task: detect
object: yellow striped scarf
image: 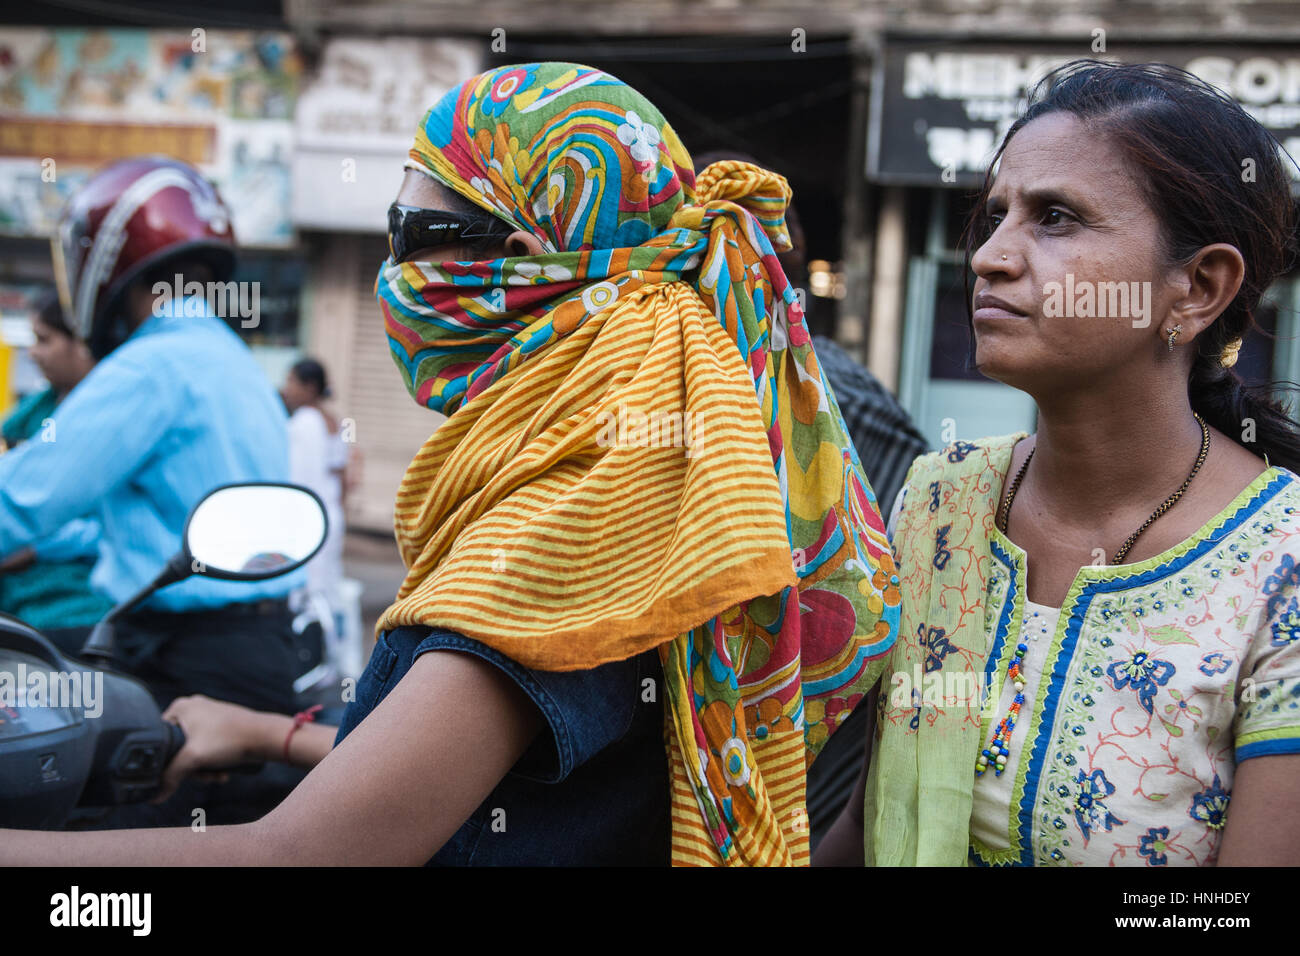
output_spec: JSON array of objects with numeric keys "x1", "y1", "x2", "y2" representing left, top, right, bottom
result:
[{"x1": 375, "y1": 62, "x2": 900, "y2": 865}]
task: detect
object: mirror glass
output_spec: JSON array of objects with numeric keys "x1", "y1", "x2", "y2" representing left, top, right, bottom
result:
[{"x1": 186, "y1": 484, "x2": 327, "y2": 579}]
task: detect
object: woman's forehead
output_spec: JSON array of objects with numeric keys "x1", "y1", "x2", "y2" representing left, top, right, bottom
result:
[
  {"x1": 991, "y1": 113, "x2": 1137, "y2": 205},
  {"x1": 997, "y1": 114, "x2": 1089, "y2": 180}
]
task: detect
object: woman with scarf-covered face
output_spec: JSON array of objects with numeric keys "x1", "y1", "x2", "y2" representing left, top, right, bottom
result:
[{"x1": 1, "y1": 62, "x2": 899, "y2": 866}]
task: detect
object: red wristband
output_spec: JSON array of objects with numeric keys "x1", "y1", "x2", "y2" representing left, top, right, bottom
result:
[{"x1": 283, "y1": 704, "x2": 323, "y2": 763}]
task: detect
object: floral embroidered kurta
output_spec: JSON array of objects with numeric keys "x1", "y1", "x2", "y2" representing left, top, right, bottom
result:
[{"x1": 883, "y1": 443, "x2": 1300, "y2": 867}]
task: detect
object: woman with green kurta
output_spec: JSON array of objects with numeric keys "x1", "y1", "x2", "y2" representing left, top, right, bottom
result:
[
  {"x1": 822, "y1": 60, "x2": 1300, "y2": 867},
  {"x1": 0, "y1": 292, "x2": 111, "y2": 635}
]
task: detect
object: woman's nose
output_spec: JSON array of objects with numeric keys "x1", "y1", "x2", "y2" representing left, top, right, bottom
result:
[{"x1": 971, "y1": 228, "x2": 1018, "y2": 278}]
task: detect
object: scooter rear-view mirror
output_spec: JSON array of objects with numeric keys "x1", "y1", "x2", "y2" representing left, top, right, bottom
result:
[
  {"x1": 185, "y1": 483, "x2": 328, "y2": 581},
  {"x1": 79, "y1": 482, "x2": 328, "y2": 666}
]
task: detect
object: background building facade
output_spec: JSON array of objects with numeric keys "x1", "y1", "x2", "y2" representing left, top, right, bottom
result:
[{"x1": 2, "y1": 0, "x2": 1298, "y2": 531}]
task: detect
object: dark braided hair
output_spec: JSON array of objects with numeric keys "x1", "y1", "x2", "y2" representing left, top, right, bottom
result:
[{"x1": 965, "y1": 60, "x2": 1300, "y2": 472}]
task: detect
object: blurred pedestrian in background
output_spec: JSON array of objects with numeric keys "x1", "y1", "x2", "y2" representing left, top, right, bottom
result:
[
  {"x1": 0, "y1": 290, "x2": 112, "y2": 634},
  {"x1": 282, "y1": 358, "x2": 347, "y2": 611},
  {"x1": 281, "y1": 357, "x2": 351, "y2": 681}
]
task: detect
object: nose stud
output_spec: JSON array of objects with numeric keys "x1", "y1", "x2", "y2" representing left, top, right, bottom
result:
[{"x1": 1001, "y1": 255, "x2": 1008, "y2": 261}]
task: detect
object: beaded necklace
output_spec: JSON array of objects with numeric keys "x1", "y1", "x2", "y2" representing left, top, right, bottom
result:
[{"x1": 976, "y1": 415, "x2": 1211, "y2": 778}]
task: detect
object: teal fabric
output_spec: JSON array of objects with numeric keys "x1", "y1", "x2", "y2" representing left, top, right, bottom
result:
[
  {"x1": 0, "y1": 387, "x2": 113, "y2": 629},
  {"x1": 1, "y1": 387, "x2": 58, "y2": 449},
  {"x1": 0, "y1": 558, "x2": 111, "y2": 630}
]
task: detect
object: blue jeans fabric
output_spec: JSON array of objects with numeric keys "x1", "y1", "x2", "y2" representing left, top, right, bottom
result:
[{"x1": 334, "y1": 625, "x2": 670, "y2": 866}]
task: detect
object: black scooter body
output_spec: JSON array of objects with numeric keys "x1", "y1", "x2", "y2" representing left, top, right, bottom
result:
[
  {"x1": 0, "y1": 481, "x2": 325, "y2": 830},
  {"x1": 0, "y1": 613, "x2": 180, "y2": 829}
]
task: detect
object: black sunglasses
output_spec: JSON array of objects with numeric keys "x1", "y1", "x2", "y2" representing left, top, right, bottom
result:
[{"x1": 387, "y1": 204, "x2": 516, "y2": 262}]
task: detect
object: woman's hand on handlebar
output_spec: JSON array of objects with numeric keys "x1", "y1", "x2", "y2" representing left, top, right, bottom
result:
[{"x1": 155, "y1": 695, "x2": 275, "y2": 802}]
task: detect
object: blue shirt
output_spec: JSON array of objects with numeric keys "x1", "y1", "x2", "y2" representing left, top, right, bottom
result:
[
  {"x1": 0, "y1": 300, "x2": 300, "y2": 611},
  {"x1": 31, "y1": 517, "x2": 99, "y2": 563}
]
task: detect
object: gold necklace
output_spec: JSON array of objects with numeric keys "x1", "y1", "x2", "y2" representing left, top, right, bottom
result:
[{"x1": 996, "y1": 413, "x2": 1211, "y2": 565}]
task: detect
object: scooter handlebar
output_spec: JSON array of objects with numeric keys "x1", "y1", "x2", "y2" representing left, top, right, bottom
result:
[
  {"x1": 163, "y1": 719, "x2": 186, "y2": 763},
  {"x1": 160, "y1": 720, "x2": 264, "y2": 776}
]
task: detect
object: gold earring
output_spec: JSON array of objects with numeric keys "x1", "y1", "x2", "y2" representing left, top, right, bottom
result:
[
  {"x1": 1167, "y1": 324, "x2": 1183, "y2": 351},
  {"x1": 1220, "y1": 337, "x2": 1243, "y2": 368}
]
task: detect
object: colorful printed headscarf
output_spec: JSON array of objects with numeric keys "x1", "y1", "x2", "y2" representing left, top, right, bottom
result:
[{"x1": 375, "y1": 62, "x2": 900, "y2": 866}]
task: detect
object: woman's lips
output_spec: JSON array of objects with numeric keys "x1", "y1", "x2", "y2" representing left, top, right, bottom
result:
[
  {"x1": 973, "y1": 293, "x2": 1029, "y2": 322},
  {"x1": 973, "y1": 306, "x2": 1028, "y2": 322}
]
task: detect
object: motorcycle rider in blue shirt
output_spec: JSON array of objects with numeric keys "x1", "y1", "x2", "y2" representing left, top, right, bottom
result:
[{"x1": 0, "y1": 157, "x2": 305, "y2": 719}]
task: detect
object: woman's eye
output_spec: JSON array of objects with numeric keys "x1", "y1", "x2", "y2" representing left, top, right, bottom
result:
[{"x1": 1042, "y1": 208, "x2": 1074, "y2": 226}]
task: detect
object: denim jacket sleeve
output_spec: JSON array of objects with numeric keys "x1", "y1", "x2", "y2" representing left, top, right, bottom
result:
[{"x1": 334, "y1": 625, "x2": 651, "y2": 783}]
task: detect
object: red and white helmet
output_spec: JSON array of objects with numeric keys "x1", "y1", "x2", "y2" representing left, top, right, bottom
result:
[{"x1": 52, "y1": 156, "x2": 237, "y2": 358}]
